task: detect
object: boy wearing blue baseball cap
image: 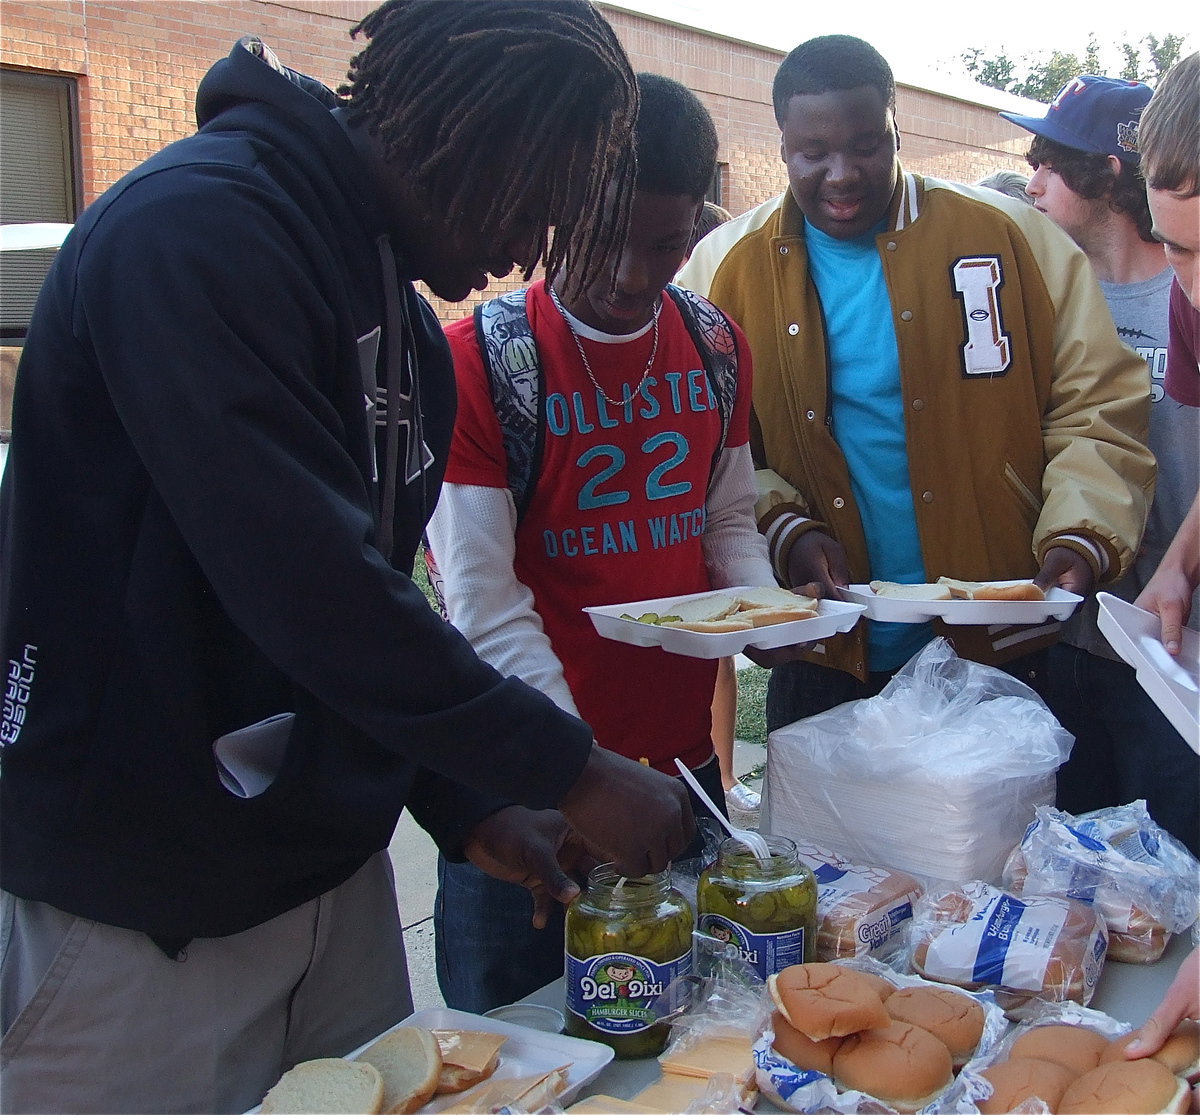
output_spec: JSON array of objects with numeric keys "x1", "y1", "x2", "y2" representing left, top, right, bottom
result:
[{"x1": 1003, "y1": 75, "x2": 1199, "y2": 857}]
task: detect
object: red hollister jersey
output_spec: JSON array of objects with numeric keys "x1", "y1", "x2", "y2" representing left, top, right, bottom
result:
[{"x1": 443, "y1": 280, "x2": 753, "y2": 772}]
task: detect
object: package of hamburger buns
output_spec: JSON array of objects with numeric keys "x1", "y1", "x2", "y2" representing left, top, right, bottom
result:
[
  {"x1": 1001, "y1": 801, "x2": 1200, "y2": 965},
  {"x1": 955, "y1": 999, "x2": 1192, "y2": 1114},
  {"x1": 907, "y1": 881, "x2": 1109, "y2": 1015},
  {"x1": 753, "y1": 959, "x2": 1007, "y2": 1113},
  {"x1": 791, "y1": 840, "x2": 924, "y2": 962}
]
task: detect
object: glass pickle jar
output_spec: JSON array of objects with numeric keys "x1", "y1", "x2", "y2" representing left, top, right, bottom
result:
[
  {"x1": 564, "y1": 863, "x2": 694, "y2": 1058},
  {"x1": 696, "y1": 834, "x2": 817, "y2": 981}
]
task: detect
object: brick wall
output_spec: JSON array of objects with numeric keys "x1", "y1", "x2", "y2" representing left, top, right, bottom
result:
[{"x1": 2, "y1": 0, "x2": 1031, "y2": 330}]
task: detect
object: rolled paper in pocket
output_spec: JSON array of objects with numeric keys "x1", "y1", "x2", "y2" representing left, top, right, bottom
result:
[{"x1": 212, "y1": 712, "x2": 295, "y2": 798}]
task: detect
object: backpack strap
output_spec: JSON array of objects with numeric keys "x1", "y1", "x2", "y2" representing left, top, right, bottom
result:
[
  {"x1": 663, "y1": 284, "x2": 739, "y2": 475},
  {"x1": 473, "y1": 288, "x2": 545, "y2": 523}
]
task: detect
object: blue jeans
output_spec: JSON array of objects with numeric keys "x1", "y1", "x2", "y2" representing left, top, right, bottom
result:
[
  {"x1": 1041, "y1": 643, "x2": 1199, "y2": 858},
  {"x1": 434, "y1": 757, "x2": 727, "y2": 1014}
]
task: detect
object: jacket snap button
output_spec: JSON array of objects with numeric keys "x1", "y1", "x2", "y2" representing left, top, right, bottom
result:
[
  {"x1": 788, "y1": 323, "x2": 799, "y2": 335},
  {"x1": 806, "y1": 410, "x2": 816, "y2": 420},
  {"x1": 912, "y1": 398, "x2": 925, "y2": 411},
  {"x1": 833, "y1": 497, "x2": 845, "y2": 509},
  {"x1": 922, "y1": 490, "x2": 934, "y2": 503},
  {"x1": 780, "y1": 245, "x2": 789, "y2": 254},
  {"x1": 886, "y1": 241, "x2": 897, "y2": 251},
  {"x1": 901, "y1": 310, "x2": 913, "y2": 321}
]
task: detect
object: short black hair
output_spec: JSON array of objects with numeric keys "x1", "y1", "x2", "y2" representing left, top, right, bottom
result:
[
  {"x1": 1027, "y1": 136, "x2": 1155, "y2": 242},
  {"x1": 772, "y1": 35, "x2": 896, "y2": 126},
  {"x1": 634, "y1": 72, "x2": 718, "y2": 198}
]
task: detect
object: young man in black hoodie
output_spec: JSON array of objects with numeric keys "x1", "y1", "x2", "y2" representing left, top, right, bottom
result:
[{"x1": 0, "y1": 3, "x2": 695, "y2": 1111}]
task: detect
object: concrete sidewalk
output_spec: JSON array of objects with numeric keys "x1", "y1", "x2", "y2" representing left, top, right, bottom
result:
[{"x1": 388, "y1": 737, "x2": 766, "y2": 1015}]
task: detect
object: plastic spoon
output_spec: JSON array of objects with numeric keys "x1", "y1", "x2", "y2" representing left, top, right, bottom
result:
[{"x1": 673, "y1": 758, "x2": 772, "y2": 864}]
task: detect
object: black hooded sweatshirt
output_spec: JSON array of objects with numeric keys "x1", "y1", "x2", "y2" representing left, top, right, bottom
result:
[{"x1": 0, "y1": 41, "x2": 593, "y2": 938}]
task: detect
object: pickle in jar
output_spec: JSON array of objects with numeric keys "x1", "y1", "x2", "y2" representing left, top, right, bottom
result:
[
  {"x1": 697, "y1": 837, "x2": 816, "y2": 981},
  {"x1": 564, "y1": 866, "x2": 694, "y2": 1058}
]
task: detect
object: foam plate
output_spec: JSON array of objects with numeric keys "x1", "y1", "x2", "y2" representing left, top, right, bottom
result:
[
  {"x1": 843, "y1": 581, "x2": 1082, "y2": 625},
  {"x1": 247, "y1": 1007, "x2": 613, "y2": 1114},
  {"x1": 585, "y1": 589, "x2": 866, "y2": 659},
  {"x1": 1097, "y1": 592, "x2": 1199, "y2": 754}
]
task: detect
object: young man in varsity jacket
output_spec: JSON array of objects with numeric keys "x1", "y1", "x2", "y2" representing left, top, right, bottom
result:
[{"x1": 677, "y1": 35, "x2": 1155, "y2": 733}]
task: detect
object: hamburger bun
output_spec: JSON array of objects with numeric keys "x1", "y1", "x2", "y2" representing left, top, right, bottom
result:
[
  {"x1": 976, "y1": 1056, "x2": 1077, "y2": 1114},
  {"x1": 768, "y1": 963, "x2": 890, "y2": 1040},
  {"x1": 884, "y1": 984, "x2": 985, "y2": 1067},
  {"x1": 260, "y1": 1058, "x2": 384, "y2": 1115},
  {"x1": 856, "y1": 969, "x2": 899, "y2": 1003},
  {"x1": 1059, "y1": 1058, "x2": 1190, "y2": 1114},
  {"x1": 1103, "y1": 1021, "x2": 1200, "y2": 1081},
  {"x1": 935, "y1": 577, "x2": 1045, "y2": 601},
  {"x1": 831, "y1": 1020, "x2": 953, "y2": 1112},
  {"x1": 1009, "y1": 1023, "x2": 1110, "y2": 1077},
  {"x1": 770, "y1": 1010, "x2": 843, "y2": 1076},
  {"x1": 355, "y1": 1026, "x2": 443, "y2": 1114}
]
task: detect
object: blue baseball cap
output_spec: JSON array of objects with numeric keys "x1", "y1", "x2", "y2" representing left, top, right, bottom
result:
[{"x1": 1000, "y1": 74, "x2": 1153, "y2": 164}]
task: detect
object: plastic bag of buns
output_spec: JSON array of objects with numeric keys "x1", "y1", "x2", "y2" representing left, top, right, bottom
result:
[
  {"x1": 907, "y1": 881, "x2": 1108, "y2": 1014},
  {"x1": 752, "y1": 959, "x2": 1006, "y2": 1113},
  {"x1": 955, "y1": 999, "x2": 1194, "y2": 1114},
  {"x1": 1002, "y1": 801, "x2": 1200, "y2": 964},
  {"x1": 791, "y1": 841, "x2": 923, "y2": 961}
]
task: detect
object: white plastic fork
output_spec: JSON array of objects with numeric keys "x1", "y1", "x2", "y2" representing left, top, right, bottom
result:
[{"x1": 674, "y1": 758, "x2": 772, "y2": 864}]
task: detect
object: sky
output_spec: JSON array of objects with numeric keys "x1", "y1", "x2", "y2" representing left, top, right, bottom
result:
[{"x1": 608, "y1": 0, "x2": 1194, "y2": 97}]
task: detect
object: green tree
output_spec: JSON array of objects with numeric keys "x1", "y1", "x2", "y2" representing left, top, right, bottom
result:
[{"x1": 961, "y1": 32, "x2": 1188, "y2": 101}]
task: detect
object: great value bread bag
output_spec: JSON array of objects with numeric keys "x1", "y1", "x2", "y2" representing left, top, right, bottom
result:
[{"x1": 791, "y1": 841, "x2": 923, "y2": 961}]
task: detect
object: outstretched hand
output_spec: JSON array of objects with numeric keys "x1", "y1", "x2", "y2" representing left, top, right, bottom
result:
[{"x1": 463, "y1": 806, "x2": 598, "y2": 928}]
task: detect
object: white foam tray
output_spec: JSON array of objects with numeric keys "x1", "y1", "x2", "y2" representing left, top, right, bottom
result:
[
  {"x1": 584, "y1": 589, "x2": 866, "y2": 659},
  {"x1": 1097, "y1": 592, "x2": 1199, "y2": 754},
  {"x1": 247, "y1": 1007, "x2": 613, "y2": 1113},
  {"x1": 843, "y1": 581, "x2": 1081, "y2": 625}
]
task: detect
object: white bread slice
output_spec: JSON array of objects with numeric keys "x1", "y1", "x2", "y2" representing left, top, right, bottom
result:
[
  {"x1": 734, "y1": 587, "x2": 820, "y2": 625},
  {"x1": 662, "y1": 615, "x2": 754, "y2": 632},
  {"x1": 869, "y1": 580, "x2": 952, "y2": 601},
  {"x1": 432, "y1": 1029, "x2": 506, "y2": 1095},
  {"x1": 663, "y1": 593, "x2": 740, "y2": 624},
  {"x1": 355, "y1": 1027, "x2": 442, "y2": 1114},
  {"x1": 260, "y1": 1058, "x2": 384, "y2": 1114}
]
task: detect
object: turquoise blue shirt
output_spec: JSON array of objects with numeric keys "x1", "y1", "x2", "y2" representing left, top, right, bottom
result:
[{"x1": 805, "y1": 219, "x2": 930, "y2": 670}]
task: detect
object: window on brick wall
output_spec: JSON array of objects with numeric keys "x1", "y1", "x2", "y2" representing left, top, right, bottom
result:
[
  {"x1": 707, "y1": 163, "x2": 727, "y2": 208},
  {"x1": 1, "y1": 69, "x2": 81, "y2": 340}
]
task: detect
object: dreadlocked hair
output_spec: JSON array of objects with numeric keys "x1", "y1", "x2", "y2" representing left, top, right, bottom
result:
[{"x1": 339, "y1": 0, "x2": 638, "y2": 299}]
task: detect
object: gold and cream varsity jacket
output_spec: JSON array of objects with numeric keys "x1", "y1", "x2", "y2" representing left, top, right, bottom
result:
[{"x1": 677, "y1": 172, "x2": 1155, "y2": 678}]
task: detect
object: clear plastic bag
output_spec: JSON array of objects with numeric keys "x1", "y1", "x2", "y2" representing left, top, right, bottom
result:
[
  {"x1": 763, "y1": 639, "x2": 1073, "y2": 882},
  {"x1": 1003, "y1": 801, "x2": 1200, "y2": 963}
]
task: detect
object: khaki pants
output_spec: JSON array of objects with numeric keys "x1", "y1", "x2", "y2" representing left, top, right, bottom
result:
[{"x1": 1, "y1": 850, "x2": 412, "y2": 1114}]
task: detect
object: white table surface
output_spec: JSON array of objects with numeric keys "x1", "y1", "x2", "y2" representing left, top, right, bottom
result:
[{"x1": 519, "y1": 933, "x2": 1193, "y2": 1110}]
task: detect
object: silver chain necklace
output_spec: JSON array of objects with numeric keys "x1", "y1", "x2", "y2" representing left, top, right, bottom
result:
[{"x1": 549, "y1": 285, "x2": 662, "y2": 408}]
